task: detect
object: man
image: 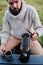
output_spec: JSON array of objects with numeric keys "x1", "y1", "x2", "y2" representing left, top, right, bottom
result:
[{"x1": 0, "y1": 0, "x2": 43, "y2": 55}]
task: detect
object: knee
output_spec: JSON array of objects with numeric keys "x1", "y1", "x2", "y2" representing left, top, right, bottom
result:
[{"x1": 30, "y1": 40, "x2": 43, "y2": 55}]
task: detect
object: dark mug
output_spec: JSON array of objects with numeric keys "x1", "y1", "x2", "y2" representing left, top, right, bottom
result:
[{"x1": 4, "y1": 51, "x2": 13, "y2": 62}]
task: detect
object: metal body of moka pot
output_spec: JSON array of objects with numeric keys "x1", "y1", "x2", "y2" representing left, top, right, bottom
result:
[{"x1": 19, "y1": 32, "x2": 31, "y2": 63}]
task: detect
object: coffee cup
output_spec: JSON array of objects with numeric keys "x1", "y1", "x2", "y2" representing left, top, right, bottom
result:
[{"x1": 5, "y1": 51, "x2": 13, "y2": 62}]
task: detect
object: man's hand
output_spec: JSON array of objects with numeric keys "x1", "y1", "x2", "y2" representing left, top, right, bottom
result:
[
  {"x1": 0, "y1": 44, "x2": 6, "y2": 55},
  {"x1": 31, "y1": 32, "x2": 39, "y2": 41}
]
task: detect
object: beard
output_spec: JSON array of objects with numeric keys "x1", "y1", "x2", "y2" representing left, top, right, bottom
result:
[
  {"x1": 12, "y1": 8, "x2": 20, "y2": 15},
  {"x1": 9, "y1": 5, "x2": 22, "y2": 16}
]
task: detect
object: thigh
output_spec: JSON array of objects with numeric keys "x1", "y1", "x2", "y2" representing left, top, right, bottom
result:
[
  {"x1": 30, "y1": 39, "x2": 43, "y2": 55},
  {"x1": 5, "y1": 36, "x2": 21, "y2": 50}
]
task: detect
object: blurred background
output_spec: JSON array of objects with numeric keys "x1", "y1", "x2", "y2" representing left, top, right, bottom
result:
[{"x1": 0, "y1": 0, "x2": 43, "y2": 47}]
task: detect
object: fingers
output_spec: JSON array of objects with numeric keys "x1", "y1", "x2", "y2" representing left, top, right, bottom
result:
[
  {"x1": 0, "y1": 46, "x2": 4, "y2": 55},
  {"x1": 0, "y1": 44, "x2": 6, "y2": 55},
  {"x1": 31, "y1": 32, "x2": 38, "y2": 41}
]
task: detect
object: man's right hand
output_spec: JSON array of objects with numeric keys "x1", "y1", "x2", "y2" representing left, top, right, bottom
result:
[{"x1": 0, "y1": 44, "x2": 6, "y2": 55}]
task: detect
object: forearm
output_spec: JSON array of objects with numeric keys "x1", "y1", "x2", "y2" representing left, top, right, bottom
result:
[{"x1": 35, "y1": 27, "x2": 43, "y2": 37}]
